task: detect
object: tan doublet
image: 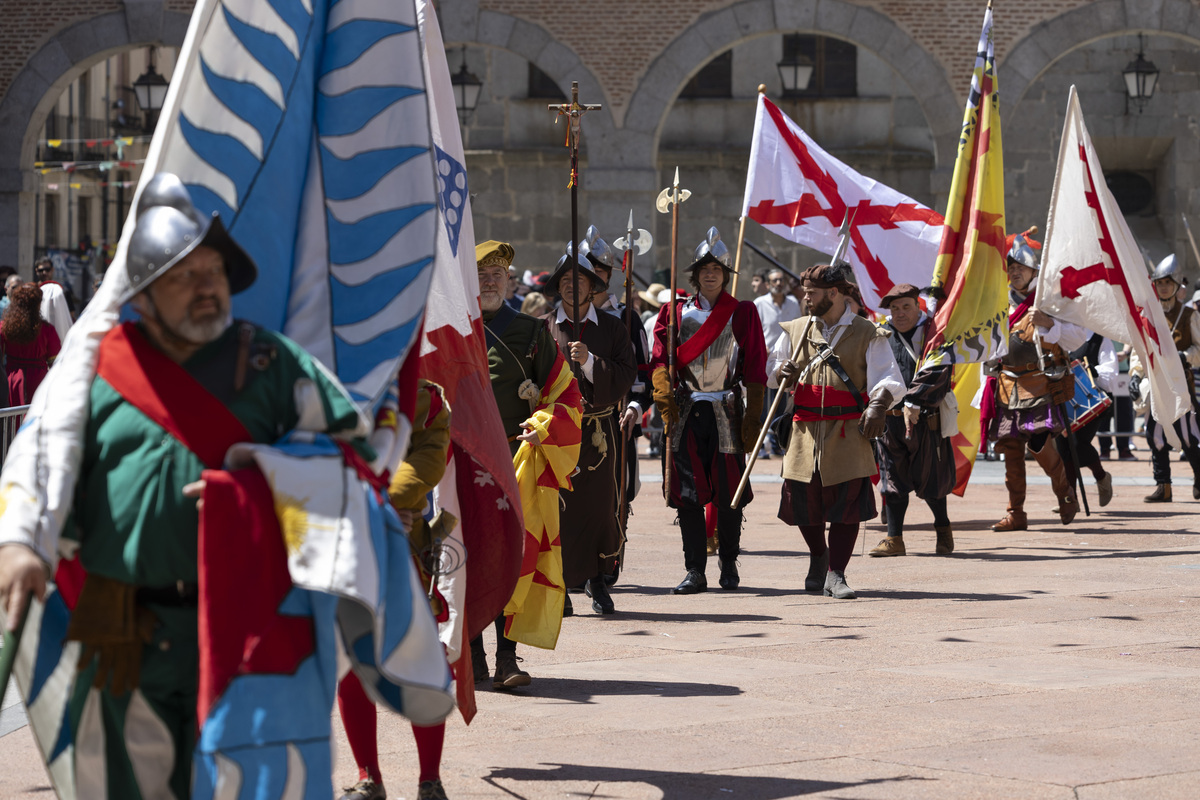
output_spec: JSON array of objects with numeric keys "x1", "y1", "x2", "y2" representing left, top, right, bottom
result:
[{"x1": 781, "y1": 315, "x2": 885, "y2": 486}]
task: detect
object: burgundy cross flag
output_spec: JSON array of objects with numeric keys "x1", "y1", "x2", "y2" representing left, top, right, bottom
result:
[
  {"x1": 741, "y1": 94, "x2": 944, "y2": 310},
  {"x1": 1037, "y1": 86, "x2": 1190, "y2": 429}
]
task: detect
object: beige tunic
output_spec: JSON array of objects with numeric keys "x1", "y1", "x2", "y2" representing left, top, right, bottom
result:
[{"x1": 780, "y1": 315, "x2": 886, "y2": 486}]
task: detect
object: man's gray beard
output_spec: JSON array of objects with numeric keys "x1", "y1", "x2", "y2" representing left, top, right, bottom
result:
[{"x1": 173, "y1": 313, "x2": 229, "y2": 344}]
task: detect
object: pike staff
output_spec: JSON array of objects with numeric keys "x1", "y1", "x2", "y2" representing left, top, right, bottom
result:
[
  {"x1": 549, "y1": 82, "x2": 602, "y2": 375},
  {"x1": 656, "y1": 167, "x2": 692, "y2": 493}
]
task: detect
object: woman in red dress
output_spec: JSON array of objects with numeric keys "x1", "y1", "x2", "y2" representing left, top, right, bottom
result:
[{"x1": 2, "y1": 282, "x2": 61, "y2": 405}]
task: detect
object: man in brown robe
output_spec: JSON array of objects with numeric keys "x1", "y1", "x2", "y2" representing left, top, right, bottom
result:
[{"x1": 543, "y1": 253, "x2": 636, "y2": 614}]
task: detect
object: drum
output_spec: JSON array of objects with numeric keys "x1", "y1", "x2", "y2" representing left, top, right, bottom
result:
[{"x1": 1066, "y1": 359, "x2": 1111, "y2": 432}]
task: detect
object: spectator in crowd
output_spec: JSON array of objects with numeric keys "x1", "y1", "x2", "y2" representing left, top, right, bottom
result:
[
  {"x1": 1, "y1": 282, "x2": 61, "y2": 405},
  {"x1": 0, "y1": 272, "x2": 20, "y2": 316},
  {"x1": 749, "y1": 269, "x2": 770, "y2": 296},
  {"x1": 35, "y1": 257, "x2": 78, "y2": 315},
  {"x1": 520, "y1": 291, "x2": 552, "y2": 318}
]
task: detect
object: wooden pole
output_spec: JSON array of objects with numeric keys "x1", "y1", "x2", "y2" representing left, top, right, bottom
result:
[{"x1": 729, "y1": 214, "x2": 748, "y2": 297}]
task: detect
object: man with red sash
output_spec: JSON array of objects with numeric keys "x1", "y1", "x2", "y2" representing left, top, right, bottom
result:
[
  {"x1": 770, "y1": 264, "x2": 905, "y2": 600},
  {"x1": 650, "y1": 227, "x2": 767, "y2": 595},
  {"x1": 982, "y1": 230, "x2": 1088, "y2": 531},
  {"x1": 0, "y1": 174, "x2": 368, "y2": 799}
]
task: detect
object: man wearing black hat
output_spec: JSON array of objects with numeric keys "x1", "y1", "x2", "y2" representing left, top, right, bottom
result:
[
  {"x1": 867, "y1": 284, "x2": 957, "y2": 557},
  {"x1": 770, "y1": 264, "x2": 906, "y2": 599},
  {"x1": 650, "y1": 228, "x2": 768, "y2": 594},
  {"x1": 543, "y1": 251, "x2": 636, "y2": 613}
]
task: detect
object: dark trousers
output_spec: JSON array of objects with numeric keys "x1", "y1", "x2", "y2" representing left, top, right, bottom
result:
[
  {"x1": 1097, "y1": 395, "x2": 1134, "y2": 457},
  {"x1": 678, "y1": 505, "x2": 741, "y2": 574},
  {"x1": 1147, "y1": 414, "x2": 1200, "y2": 486},
  {"x1": 471, "y1": 615, "x2": 517, "y2": 656},
  {"x1": 883, "y1": 493, "x2": 949, "y2": 538},
  {"x1": 1055, "y1": 418, "x2": 1106, "y2": 486}
]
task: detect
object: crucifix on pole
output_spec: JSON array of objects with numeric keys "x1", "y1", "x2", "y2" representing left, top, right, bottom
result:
[{"x1": 549, "y1": 82, "x2": 602, "y2": 374}]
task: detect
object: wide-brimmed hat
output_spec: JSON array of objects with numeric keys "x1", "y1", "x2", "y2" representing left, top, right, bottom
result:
[{"x1": 639, "y1": 282, "x2": 668, "y2": 308}]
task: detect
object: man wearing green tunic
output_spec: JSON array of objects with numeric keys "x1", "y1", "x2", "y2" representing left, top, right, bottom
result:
[
  {"x1": 0, "y1": 173, "x2": 367, "y2": 799},
  {"x1": 470, "y1": 240, "x2": 564, "y2": 691}
]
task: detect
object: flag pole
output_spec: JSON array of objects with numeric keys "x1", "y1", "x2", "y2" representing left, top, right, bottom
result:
[{"x1": 730, "y1": 84, "x2": 766, "y2": 299}]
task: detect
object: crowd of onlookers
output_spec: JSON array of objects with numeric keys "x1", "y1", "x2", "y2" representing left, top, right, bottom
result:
[{"x1": 0, "y1": 257, "x2": 80, "y2": 409}]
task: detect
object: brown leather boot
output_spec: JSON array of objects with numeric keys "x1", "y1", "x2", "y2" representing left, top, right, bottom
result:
[
  {"x1": 1144, "y1": 483, "x2": 1172, "y2": 503},
  {"x1": 993, "y1": 510, "x2": 1027, "y2": 531},
  {"x1": 994, "y1": 438, "x2": 1027, "y2": 531},
  {"x1": 1032, "y1": 440, "x2": 1076, "y2": 524},
  {"x1": 935, "y1": 525, "x2": 954, "y2": 554}
]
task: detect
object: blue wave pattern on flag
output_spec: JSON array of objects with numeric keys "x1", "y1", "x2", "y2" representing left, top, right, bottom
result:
[
  {"x1": 10, "y1": 587, "x2": 80, "y2": 796},
  {"x1": 160, "y1": 0, "x2": 437, "y2": 410}
]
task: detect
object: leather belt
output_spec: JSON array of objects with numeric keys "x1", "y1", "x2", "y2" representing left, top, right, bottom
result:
[{"x1": 136, "y1": 580, "x2": 199, "y2": 607}]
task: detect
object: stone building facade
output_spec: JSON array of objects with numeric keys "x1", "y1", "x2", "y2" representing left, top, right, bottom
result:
[{"x1": 1, "y1": 0, "x2": 1199, "y2": 298}]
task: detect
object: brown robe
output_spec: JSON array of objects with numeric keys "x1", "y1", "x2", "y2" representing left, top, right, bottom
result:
[{"x1": 544, "y1": 309, "x2": 637, "y2": 585}]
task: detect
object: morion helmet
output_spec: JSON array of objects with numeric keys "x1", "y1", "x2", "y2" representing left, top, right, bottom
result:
[
  {"x1": 690, "y1": 226, "x2": 734, "y2": 272},
  {"x1": 121, "y1": 173, "x2": 257, "y2": 305},
  {"x1": 1151, "y1": 254, "x2": 1180, "y2": 284},
  {"x1": 580, "y1": 224, "x2": 616, "y2": 271}
]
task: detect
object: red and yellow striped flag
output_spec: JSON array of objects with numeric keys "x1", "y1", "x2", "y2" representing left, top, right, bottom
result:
[
  {"x1": 504, "y1": 353, "x2": 582, "y2": 649},
  {"x1": 922, "y1": 2, "x2": 1009, "y2": 495}
]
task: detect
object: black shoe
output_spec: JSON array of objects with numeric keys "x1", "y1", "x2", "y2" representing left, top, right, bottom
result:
[
  {"x1": 672, "y1": 570, "x2": 708, "y2": 594},
  {"x1": 417, "y1": 779, "x2": 448, "y2": 800},
  {"x1": 1194, "y1": 482, "x2": 1200, "y2": 501},
  {"x1": 804, "y1": 551, "x2": 829, "y2": 593},
  {"x1": 470, "y1": 641, "x2": 488, "y2": 683},
  {"x1": 718, "y1": 557, "x2": 740, "y2": 590},
  {"x1": 562, "y1": 593, "x2": 573, "y2": 617},
  {"x1": 586, "y1": 577, "x2": 615, "y2": 614},
  {"x1": 603, "y1": 565, "x2": 620, "y2": 586}
]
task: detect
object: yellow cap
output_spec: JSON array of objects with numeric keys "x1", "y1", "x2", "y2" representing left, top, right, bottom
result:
[{"x1": 475, "y1": 240, "x2": 515, "y2": 269}]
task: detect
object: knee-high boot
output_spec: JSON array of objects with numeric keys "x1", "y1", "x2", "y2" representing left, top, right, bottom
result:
[
  {"x1": 1032, "y1": 438, "x2": 1077, "y2": 524},
  {"x1": 993, "y1": 438, "x2": 1028, "y2": 531}
]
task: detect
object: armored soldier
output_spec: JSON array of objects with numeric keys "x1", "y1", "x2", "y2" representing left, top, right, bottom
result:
[
  {"x1": 867, "y1": 284, "x2": 957, "y2": 558},
  {"x1": 0, "y1": 174, "x2": 370, "y2": 798},
  {"x1": 650, "y1": 228, "x2": 767, "y2": 594},
  {"x1": 1130, "y1": 254, "x2": 1200, "y2": 502},
  {"x1": 769, "y1": 264, "x2": 905, "y2": 599},
  {"x1": 983, "y1": 230, "x2": 1089, "y2": 531}
]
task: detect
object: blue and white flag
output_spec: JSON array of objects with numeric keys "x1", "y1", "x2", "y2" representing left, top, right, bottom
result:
[{"x1": 0, "y1": 0, "x2": 448, "y2": 796}]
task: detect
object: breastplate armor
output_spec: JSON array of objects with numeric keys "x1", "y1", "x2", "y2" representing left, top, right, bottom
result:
[{"x1": 678, "y1": 310, "x2": 738, "y2": 393}]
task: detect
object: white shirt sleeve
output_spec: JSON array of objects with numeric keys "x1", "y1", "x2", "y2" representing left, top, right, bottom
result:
[
  {"x1": 766, "y1": 329, "x2": 793, "y2": 390},
  {"x1": 1186, "y1": 312, "x2": 1200, "y2": 367},
  {"x1": 1095, "y1": 339, "x2": 1118, "y2": 392},
  {"x1": 866, "y1": 336, "x2": 907, "y2": 406},
  {"x1": 581, "y1": 352, "x2": 595, "y2": 383},
  {"x1": 1039, "y1": 317, "x2": 1089, "y2": 351}
]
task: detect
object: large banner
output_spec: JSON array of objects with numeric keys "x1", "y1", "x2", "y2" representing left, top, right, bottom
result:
[
  {"x1": 922, "y1": 4, "x2": 1009, "y2": 370},
  {"x1": 1037, "y1": 86, "x2": 1190, "y2": 430},
  {"x1": 741, "y1": 94, "x2": 943, "y2": 310}
]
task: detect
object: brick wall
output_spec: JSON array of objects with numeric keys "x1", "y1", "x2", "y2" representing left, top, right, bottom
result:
[{"x1": 0, "y1": 0, "x2": 125, "y2": 102}]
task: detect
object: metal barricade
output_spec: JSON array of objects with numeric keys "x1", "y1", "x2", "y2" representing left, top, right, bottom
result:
[{"x1": 0, "y1": 405, "x2": 30, "y2": 465}]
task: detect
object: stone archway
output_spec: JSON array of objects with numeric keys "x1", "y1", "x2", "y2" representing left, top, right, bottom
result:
[
  {"x1": 622, "y1": 0, "x2": 963, "y2": 172},
  {"x1": 1001, "y1": 0, "x2": 1200, "y2": 110},
  {"x1": 0, "y1": 4, "x2": 191, "y2": 270}
]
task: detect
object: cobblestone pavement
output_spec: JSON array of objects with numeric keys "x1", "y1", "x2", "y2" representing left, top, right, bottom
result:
[{"x1": 2, "y1": 449, "x2": 1199, "y2": 799}]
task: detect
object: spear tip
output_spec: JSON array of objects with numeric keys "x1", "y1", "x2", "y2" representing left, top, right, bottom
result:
[
  {"x1": 627, "y1": 209, "x2": 634, "y2": 229},
  {"x1": 673, "y1": 166, "x2": 680, "y2": 186}
]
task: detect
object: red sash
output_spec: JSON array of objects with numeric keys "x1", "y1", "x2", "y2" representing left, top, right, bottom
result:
[
  {"x1": 675, "y1": 293, "x2": 739, "y2": 369},
  {"x1": 96, "y1": 322, "x2": 252, "y2": 467},
  {"x1": 792, "y1": 385, "x2": 862, "y2": 422}
]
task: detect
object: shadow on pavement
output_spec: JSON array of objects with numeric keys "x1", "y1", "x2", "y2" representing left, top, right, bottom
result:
[
  {"x1": 483, "y1": 763, "x2": 929, "y2": 799},
  {"x1": 957, "y1": 548, "x2": 1200, "y2": 563},
  {"x1": 864, "y1": 589, "x2": 1030, "y2": 602},
  {"x1": 604, "y1": 611, "x2": 783, "y2": 624},
  {"x1": 529, "y1": 677, "x2": 742, "y2": 705}
]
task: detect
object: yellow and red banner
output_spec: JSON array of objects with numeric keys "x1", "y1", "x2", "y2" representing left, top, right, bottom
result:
[
  {"x1": 504, "y1": 354, "x2": 583, "y2": 649},
  {"x1": 922, "y1": 3, "x2": 1009, "y2": 494},
  {"x1": 923, "y1": 3, "x2": 1008, "y2": 369}
]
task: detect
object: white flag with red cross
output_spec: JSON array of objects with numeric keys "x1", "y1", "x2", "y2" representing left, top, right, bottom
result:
[
  {"x1": 741, "y1": 94, "x2": 944, "y2": 310},
  {"x1": 1037, "y1": 86, "x2": 1190, "y2": 430}
]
